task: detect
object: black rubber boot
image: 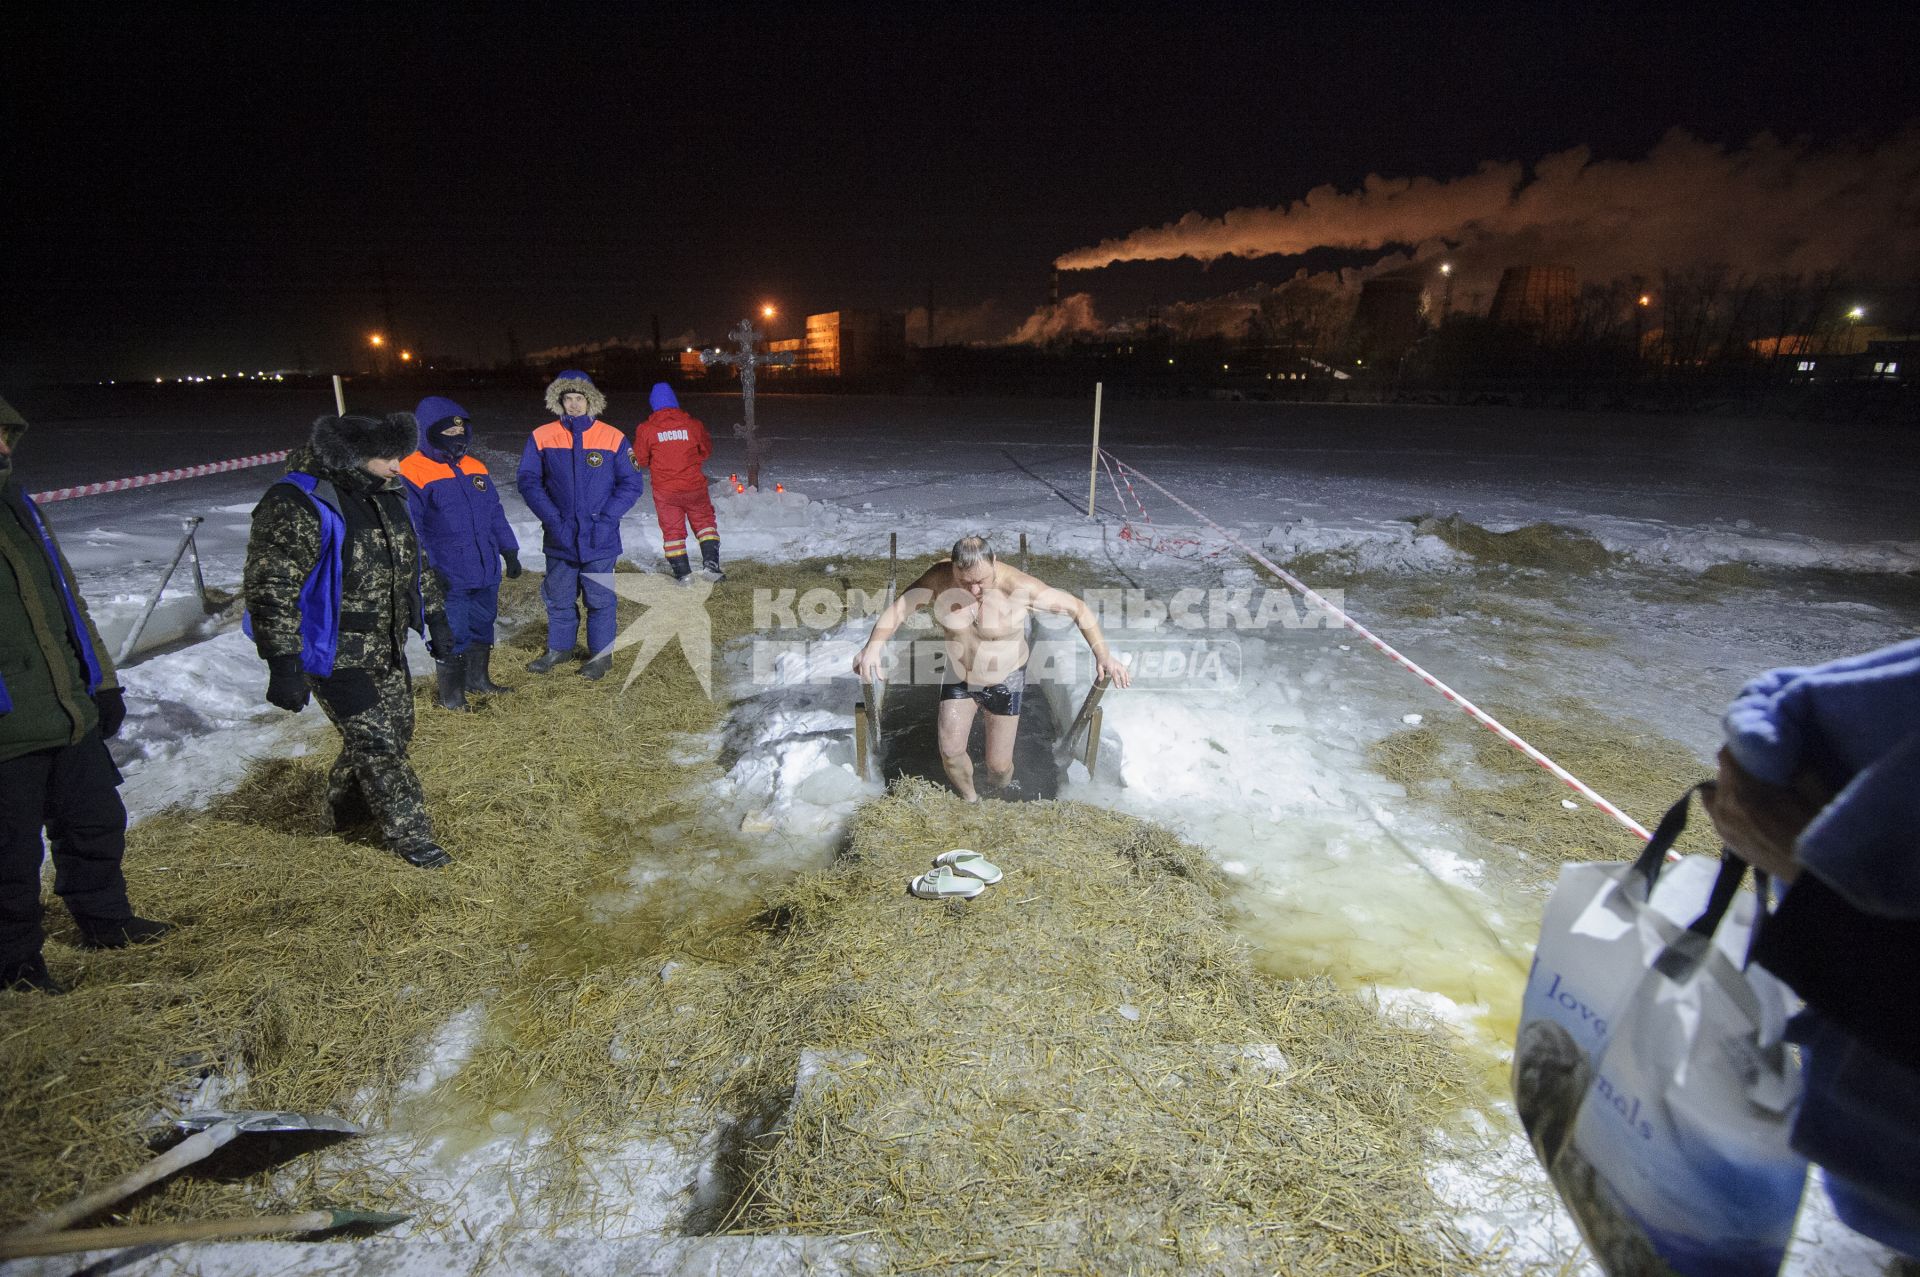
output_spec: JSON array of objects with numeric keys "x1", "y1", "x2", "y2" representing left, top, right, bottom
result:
[
  {"x1": 700, "y1": 541, "x2": 724, "y2": 582},
  {"x1": 434, "y1": 655, "x2": 471, "y2": 711},
  {"x1": 526, "y1": 648, "x2": 571, "y2": 673},
  {"x1": 579, "y1": 655, "x2": 612, "y2": 681},
  {"x1": 465, "y1": 645, "x2": 512, "y2": 694},
  {"x1": 667, "y1": 553, "x2": 692, "y2": 582},
  {"x1": 1, "y1": 954, "x2": 65, "y2": 994},
  {"x1": 394, "y1": 841, "x2": 453, "y2": 869},
  {"x1": 75, "y1": 916, "x2": 175, "y2": 950}
]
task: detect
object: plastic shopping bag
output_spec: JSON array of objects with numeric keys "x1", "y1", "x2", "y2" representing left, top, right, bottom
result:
[
  {"x1": 1515, "y1": 789, "x2": 1724, "y2": 1163},
  {"x1": 1517, "y1": 789, "x2": 1807, "y2": 1276}
]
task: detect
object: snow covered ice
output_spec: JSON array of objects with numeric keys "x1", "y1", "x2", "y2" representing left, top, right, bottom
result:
[{"x1": 25, "y1": 390, "x2": 1920, "y2": 1273}]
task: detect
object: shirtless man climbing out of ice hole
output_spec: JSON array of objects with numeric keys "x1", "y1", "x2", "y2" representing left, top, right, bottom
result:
[{"x1": 852, "y1": 534, "x2": 1131, "y2": 801}]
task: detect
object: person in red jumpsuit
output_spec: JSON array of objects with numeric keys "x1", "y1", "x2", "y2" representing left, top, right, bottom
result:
[{"x1": 633, "y1": 383, "x2": 722, "y2": 583}]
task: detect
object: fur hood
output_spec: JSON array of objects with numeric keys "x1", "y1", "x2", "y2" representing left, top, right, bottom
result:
[
  {"x1": 308, "y1": 412, "x2": 419, "y2": 474},
  {"x1": 544, "y1": 369, "x2": 607, "y2": 420}
]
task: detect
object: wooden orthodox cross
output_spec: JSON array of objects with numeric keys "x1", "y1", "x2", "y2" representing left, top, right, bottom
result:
[{"x1": 700, "y1": 319, "x2": 794, "y2": 489}]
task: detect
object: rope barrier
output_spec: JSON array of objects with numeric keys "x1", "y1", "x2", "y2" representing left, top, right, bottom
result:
[
  {"x1": 30, "y1": 451, "x2": 291, "y2": 505},
  {"x1": 1097, "y1": 449, "x2": 1229, "y2": 562},
  {"x1": 1102, "y1": 448, "x2": 1658, "y2": 848}
]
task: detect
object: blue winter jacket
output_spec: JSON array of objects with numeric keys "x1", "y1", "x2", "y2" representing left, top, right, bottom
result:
[
  {"x1": 515, "y1": 416, "x2": 645, "y2": 564},
  {"x1": 401, "y1": 418, "x2": 520, "y2": 589},
  {"x1": 1723, "y1": 636, "x2": 1920, "y2": 1254},
  {"x1": 1725, "y1": 636, "x2": 1920, "y2": 917}
]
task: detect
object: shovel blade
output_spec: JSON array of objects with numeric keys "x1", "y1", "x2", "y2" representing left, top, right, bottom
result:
[{"x1": 174, "y1": 1109, "x2": 364, "y2": 1136}]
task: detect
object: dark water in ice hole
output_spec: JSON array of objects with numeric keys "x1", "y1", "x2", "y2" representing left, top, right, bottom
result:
[{"x1": 878, "y1": 678, "x2": 1062, "y2": 801}]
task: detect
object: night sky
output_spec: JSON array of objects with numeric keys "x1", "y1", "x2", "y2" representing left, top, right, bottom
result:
[{"x1": 5, "y1": 2, "x2": 1917, "y2": 383}]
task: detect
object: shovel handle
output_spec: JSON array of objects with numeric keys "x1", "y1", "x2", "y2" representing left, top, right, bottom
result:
[
  {"x1": 7, "y1": 1121, "x2": 239, "y2": 1238},
  {"x1": 0, "y1": 1209, "x2": 339, "y2": 1259}
]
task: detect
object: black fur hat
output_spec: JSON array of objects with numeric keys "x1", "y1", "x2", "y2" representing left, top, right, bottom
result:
[{"x1": 310, "y1": 413, "x2": 418, "y2": 471}]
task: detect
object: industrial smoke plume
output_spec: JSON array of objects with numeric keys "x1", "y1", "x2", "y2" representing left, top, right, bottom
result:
[{"x1": 1054, "y1": 127, "x2": 1920, "y2": 285}]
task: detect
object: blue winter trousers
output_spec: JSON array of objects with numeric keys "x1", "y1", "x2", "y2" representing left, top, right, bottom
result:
[
  {"x1": 442, "y1": 584, "x2": 500, "y2": 655},
  {"x1": 542, "y1": 556, "x2": 619, "y2": 656}
]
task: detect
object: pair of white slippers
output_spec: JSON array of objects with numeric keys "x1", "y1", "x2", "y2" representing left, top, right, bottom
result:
[{"x1": 908, "y1": 849, "x2": 1004, "y2": 900}]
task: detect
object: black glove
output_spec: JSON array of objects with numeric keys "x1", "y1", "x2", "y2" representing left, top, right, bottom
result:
[
  {"x1": 266, "y1": 656, "x2": 310, "y2": 712},
  {"x1": 93, "y1": 687, "x2": 127, "y2": 739},
  {"x1": 427, "y1": 612, "x2": 455, "y2": 661},
  {"x1": 502, "y1": 550, "x2": 522, "y2": 579}
]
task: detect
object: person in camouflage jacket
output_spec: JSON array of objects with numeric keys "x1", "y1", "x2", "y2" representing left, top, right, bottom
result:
[
  {"x1": 1, "y1": 395, "x2": 171, "y2": 993},
  {"x1": 244, "y1": 413, "x2": 456, "y2": 869}
]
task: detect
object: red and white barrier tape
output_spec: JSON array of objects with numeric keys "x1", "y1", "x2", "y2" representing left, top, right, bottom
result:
[
  {"x1": 1103, "y1": 450, "x2": 1659, "y2": 848},
  {"x1": 30, "y1": 450, "x2": 291, "y2": 504}
]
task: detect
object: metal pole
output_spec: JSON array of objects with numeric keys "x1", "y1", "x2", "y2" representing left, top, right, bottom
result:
[
  {"x1": 1086, "y1": 381, "x2": 1103, "y2": 518},
  {"x1": 186, "y1": 518, "x2": 211, "y2": 610},
  {"x1": 1019, "y1": 531, "x2": 1029, "y2": 571},
  {"x1": 331, "y1": 375, "x2": 346, "y2": 415},
  {"x1": 886, "y1": 532, "x2": 898, "y2": 609},
  {"x1": 114, "y1": 517, "x2": 203, "y2": 665}
]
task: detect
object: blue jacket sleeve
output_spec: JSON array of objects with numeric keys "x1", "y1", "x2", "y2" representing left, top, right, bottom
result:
[
  {"x1": 516, "y1": 435, "x2": 560, "y2": 530},
  {"x1": 488, "y1": 479, "x2": 520, "y2": 555},
  {"x1": 1723, "y1": 637, "x2": 1920, "y2": 917},
  {"x1": 601, "y1": 444, "x2": 645, "y2": 521}
]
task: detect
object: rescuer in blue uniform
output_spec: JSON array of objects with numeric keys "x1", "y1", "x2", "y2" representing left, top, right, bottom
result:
[
  {"x1": 400, "y1": 396, "x2": 521, "y2": 709},
  {"x1": 516, "y1": 370, "x2": 644, "y2": 680}
]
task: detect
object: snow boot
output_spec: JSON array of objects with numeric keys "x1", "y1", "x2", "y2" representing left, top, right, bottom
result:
[
  {"x1": 75, "y1": 915, "x2": 175, "y2": 950},
  {"x1": 700, "y1": 540, "x2": 724, "y2": 582},
  {"x1": 393, "y1": 840, "x2": 453, "y2": 870},
  {"x1": 667, "y1": 553, "x2": 692, "y2": 582},
  {"x1": 1, "y1": 954, "x2": 64, "y2": 994},
  {"x1": 465, "y1": 645, "x2": 512, "y2": 694},
  {"x1": 526, "y1": 648, "x2": 571, "y2": 674},
  {"x1": 434, "y1": 655, "x2": 471, "y2": 711},
  {"x1": 579, "y1": 654, "x2": 612, "y2": 681}
]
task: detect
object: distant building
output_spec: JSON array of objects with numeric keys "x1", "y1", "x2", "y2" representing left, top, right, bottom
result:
[
  {"x1": 1751, "y1": 327, "x2": 1913, "y2": 383},
  {"x1": 764, "y1": 337, "x2": 804, "y2": 376},
  {"x1": 804, "y1": 310, "x2": 907, "y2": 378},
  {"x1": 1489, "y1": 265, "x2": 1577, "y2": 342},
  {"x1": 678, "y1": 350, "x2": 706, "y2": 376},
  {"x1": 1348, "y1": 271, "x2": 1428, "y2": 362}
]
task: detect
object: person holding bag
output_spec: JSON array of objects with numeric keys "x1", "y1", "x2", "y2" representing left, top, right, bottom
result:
[{"x1": 1700, "y1": 637, "x2": 1920, "y2": 1260}]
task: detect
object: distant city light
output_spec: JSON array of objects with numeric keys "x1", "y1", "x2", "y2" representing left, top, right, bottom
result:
[
  {"x1": 1848, "y1": 305, "x2": 1866, "y2": 320},
  {"x1": 370, "y1": 333, "x2": 385, "y2": 346},
  {"x1": 1439, "y1": 262, "x2": 1453, "y2": 276},
  {"x1": 400, "y1": 350, "x2": 413, "y2": 362},
  {"x1": 1638, "y1": 294, "x2": 1652, "y2": 306},
  {"x1": 761, "y1": 304, "x2": 777, "y2": 319}
]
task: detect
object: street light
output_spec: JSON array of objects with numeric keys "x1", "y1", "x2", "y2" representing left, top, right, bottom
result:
[
  {"x1": 760, "y1": 303, "x2": 777, "y2": 320},
  {"x1": 400, "y1": 350, "x2": 413, "y2": 363},
  {"x1": 1848, "y1": 306, "x2": 1866, "y2": 321},
  {"x1": 369, "y1": 333, "x2": 385, "y2": 347}
]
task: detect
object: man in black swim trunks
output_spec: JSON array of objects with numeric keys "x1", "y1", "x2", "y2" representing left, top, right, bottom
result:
[{"x1": 853, "y1": 534, "x2": 1130, "y2": 801}]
